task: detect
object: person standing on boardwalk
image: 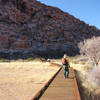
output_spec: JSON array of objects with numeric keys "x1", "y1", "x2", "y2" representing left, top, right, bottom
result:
[{"x1": 62, "y1": 54, "x2": 70, "y2": 78}]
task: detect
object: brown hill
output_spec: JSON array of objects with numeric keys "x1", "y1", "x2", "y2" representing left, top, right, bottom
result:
[{"x1": 0, "y1": 0, "x2": 100, "y2": 59}]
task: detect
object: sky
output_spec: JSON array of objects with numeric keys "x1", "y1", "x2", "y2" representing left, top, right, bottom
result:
[{"x1": 38, "y1": 0, "x2": 100, "y2": 29}]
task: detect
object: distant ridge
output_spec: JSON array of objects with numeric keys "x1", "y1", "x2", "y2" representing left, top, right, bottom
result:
[{"x1": 0, "y1": 0, "x2": 100, "y2": 59}]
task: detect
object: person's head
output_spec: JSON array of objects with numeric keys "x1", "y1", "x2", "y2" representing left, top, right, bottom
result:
[{"x1": 63, "y1": 54, "x2": 67, "y2": 58}]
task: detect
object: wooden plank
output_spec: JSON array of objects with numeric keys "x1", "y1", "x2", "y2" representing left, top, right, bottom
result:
[
  {"x1": 40, "y1": 67, "x2": 81, "y2": 100},
  {"x1": 31, "y1": 66, "x2": 62, "y2": 100}
]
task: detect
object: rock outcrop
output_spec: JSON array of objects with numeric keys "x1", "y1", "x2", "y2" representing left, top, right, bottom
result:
[{"x1": 0, "y1": 0, "x2": 100, "y2": 59}]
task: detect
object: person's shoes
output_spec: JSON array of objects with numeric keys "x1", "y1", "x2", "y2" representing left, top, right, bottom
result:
[
  {"x1": 64, "y1": 76, "x2": 68, "y2": 78},
  {"x1": 64, "y1": 76, "x2": 67, "y2": 78}
]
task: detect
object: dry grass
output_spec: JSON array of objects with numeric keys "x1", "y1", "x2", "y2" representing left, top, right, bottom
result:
[
  {"x1": 1, "y1": 56, "x2": 100, "y2": 100},
  {"x1": 0, "y1": 60, "x2": 59, "y2": 100},
  {"x1": 69, "y1": 56, "x2": 100, "y2": 100}
]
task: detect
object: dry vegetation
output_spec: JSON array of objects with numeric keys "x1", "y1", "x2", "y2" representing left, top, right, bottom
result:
[
  {"x1": 0, "y1": 60, "x2": 59, "y2": 100},
  {"x1": 0, "y1": 52, "x2": 100, "y2": 100},
  {"x1": 70, "y1": 55, "x2": 100, "y2": 100}
]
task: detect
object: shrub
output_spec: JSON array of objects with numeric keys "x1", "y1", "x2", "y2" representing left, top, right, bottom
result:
[{"x1": 88, "y1": 65, "x2": 100, "y2": 87}]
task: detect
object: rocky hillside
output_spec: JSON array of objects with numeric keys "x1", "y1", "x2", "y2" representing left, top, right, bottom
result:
[{"x1": 0, "y1": 0, "x2": 100, "y2": 59}]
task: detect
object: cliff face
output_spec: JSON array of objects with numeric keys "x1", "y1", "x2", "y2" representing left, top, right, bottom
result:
[{"x1": 0, "y1": 0, "x2": 100, "y2": 59}]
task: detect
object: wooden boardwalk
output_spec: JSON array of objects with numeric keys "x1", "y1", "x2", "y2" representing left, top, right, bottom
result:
[{"x1": 39, "y1": 67, "x2": 81, "y2": 100}]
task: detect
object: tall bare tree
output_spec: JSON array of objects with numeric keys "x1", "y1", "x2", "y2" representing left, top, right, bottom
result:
[{"x1": 79, "y1": 36, "x2": 100, "y2": 67}]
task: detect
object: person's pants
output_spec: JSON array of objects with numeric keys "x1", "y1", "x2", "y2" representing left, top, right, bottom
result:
[{"x1": 63, "y1": 65, "x2": 69, "y2": 78}]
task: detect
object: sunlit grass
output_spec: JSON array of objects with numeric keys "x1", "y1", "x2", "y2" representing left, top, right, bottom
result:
[
  {"x1": 0, "y1": 60, "x2": 59, "y2": 100},
  {"x1": 0, "y1": 55, "x2": 100, "y2": 100},
  {"x1": 69, "y1": 55, "x2": 100, "y2": 100}
]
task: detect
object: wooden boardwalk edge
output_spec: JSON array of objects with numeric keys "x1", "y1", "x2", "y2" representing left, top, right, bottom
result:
[
  {"x1": 73, "y1": 70, "x2": 81, "y2": 100},
  {"x1": 31, "y1": 66, "x2": 62, "y2": 100},
  {"x1": 70, "y1": 68, "x2": 81, "y2": 100}
]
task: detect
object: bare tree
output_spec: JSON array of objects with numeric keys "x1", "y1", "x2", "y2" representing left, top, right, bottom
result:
[{"x1": 79, "y1": 36, "x2": 100, "y2": 67}]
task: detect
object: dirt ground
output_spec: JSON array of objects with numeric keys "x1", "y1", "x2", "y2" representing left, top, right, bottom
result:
[{"x1": 0, "y1": 60, "x2": 60, "y2": 100}]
